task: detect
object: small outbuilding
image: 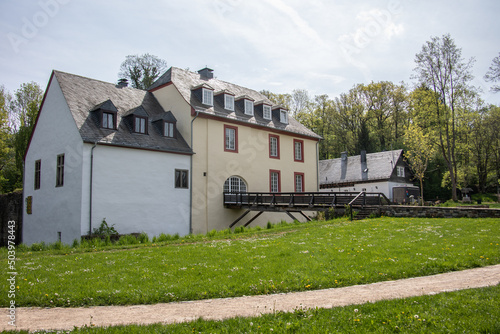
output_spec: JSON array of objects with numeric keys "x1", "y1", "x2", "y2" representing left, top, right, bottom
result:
[{"x1": 319, "y1": 149, "x2": 418, "y2": 203}]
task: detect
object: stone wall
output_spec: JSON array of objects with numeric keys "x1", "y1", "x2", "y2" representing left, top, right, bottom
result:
[
  {"x1": 380, "y1": 205, "x2": 500, "y2": 219},
  {"x1": 0, "y1": 191, "x2": 23, "y2": 246}
]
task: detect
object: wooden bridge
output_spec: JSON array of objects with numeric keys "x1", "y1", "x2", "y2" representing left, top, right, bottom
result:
[{"x1": 224, "y1": 191, "x2": 391, "y2": 227}]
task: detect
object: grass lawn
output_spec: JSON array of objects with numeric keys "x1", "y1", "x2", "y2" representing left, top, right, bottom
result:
[
  {"x1": 5, "y1": 285, "x2": 499, "y2": 333},
  {"x1": 1, "y1": 217, "x2": 499, "y2": 309}
]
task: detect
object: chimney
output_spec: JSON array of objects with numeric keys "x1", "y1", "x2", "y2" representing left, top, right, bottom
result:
[
  {"x1": 340, "y1": 151, "x2": 348, "y2": 180},
  {"x1": 198, "y1": 67, "x2": 214, "y2": 79},
  {"x1": 117, "y1": 78, "x2": 128, "y2": 88},
  {"x1": 360, "y1": 150, "x2": 368, "y2": 180}
]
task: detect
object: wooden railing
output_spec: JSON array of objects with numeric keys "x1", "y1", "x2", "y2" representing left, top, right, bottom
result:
[{"x1": 223, "y1": 191, "x2": 391, "y2": 209}]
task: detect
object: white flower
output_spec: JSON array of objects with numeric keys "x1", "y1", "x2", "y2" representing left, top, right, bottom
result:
[
  {"x1": 354, "y1": 309, "x2": 358, "y2": 313},
  {"x1": 414, "y1": 315, "x2": 419, "y2": 319}
]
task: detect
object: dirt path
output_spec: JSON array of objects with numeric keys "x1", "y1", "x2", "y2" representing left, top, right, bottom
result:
[{"x1": 3, "y1": 265, "x2": 500, "y2": 332}]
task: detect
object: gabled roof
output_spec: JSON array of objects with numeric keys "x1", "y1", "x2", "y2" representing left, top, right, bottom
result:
[
  {"x1": 52, "y1": 70, "x2": 192, "y2": 154},
  {"x1": 319, "y1": 150, "x2": 405, "y2": 186},
  {"x1": 149, "y1": 67, "x2": 322, "y2": 140}
]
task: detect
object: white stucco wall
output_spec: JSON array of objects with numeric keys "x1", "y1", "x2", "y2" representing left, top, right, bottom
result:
[
  {"x1": 83, "y1": 144, "x2": 191, "y2": 238},
  {"x1": 320, "y1": 180, "x2": 416, "y2": 201},
  {"x1": 23, "y1": 76, "x2": 84, "y2": 245}
]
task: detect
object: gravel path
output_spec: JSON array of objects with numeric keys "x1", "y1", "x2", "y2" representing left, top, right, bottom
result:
[{"x1": 3, "y1": 264, "x2": 500, "y2": 332}]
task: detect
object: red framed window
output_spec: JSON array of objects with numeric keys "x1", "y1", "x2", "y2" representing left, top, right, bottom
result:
[
  {"x1": 294, "y1": 172, "x2": 304, "y2": 192},
  {"x1": 293, "y1": 139, "x2": 304, "y2": 162},
  {"x1": 269, "y1": 134, "x2": 280, "y2": 159},
  {"x1": 269, "y1": 169, "x2": 281, "y2": 193},
  {"x1": 224, "y1": 125, "x2": 238, "y2": 152}
]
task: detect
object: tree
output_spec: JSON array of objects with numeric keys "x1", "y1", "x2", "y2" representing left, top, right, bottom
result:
[
  {"x1": 484, "y1": 52, "x2": 500, "y2": 92},
  {"x1": 290, "y1": 89, "x2": 311, "y2": 117},
  {"x1": 118, "y1": 53, "x2": 168, "y2": 90},
  {"x1": 260, "y1": 90, "x2": 292, "y2": 109},
  {"x1": 404, "y1": 123, "x2": 434, "y2": 205},
  {"x1": 7, "y1": 82, "x2": 43, "y2": 191},
  {"x1": 413, "y1": 34, "x2": 476, "y2": 201},
  {"x1": 0, "y1": 86, "x2": 12, "y2": 192}
]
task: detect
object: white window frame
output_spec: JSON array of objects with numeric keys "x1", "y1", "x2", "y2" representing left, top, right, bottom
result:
[
  {"x1": 270, "y1": 136, "x2": 278, "y2": 158},
  {"x1": 225, "y1": 126, "x2": 237, "y2": 151},
  {"x1": 263, "y1": 105, "x2": 272, "y2": 120},
  {"x1": 244, "y1": 99, "x2": 254, "y2": 116},
  {"x1": 202, "y1": 88, "x2": 213, "y2": 106},
  {"x1": 295, "y1": 173, "x2": 304, "y2": 193},
  {"x1": 270, "y1": 171, "x2": 280, "y2": 193},
  {"x1": 294, "y1": 140, "x2": 303, "y2": 162},
  {"x1": 135, "y1": 116, "x2": 147, "y2": 134},
  {"x1": 224, "y1": 94, "x2": 234, "y2": 111},
  {"x1": 164, "y1": 122, "x2": 175, "y2": 138},
  {"x1": 280, "y1": 109, "x2": 288, "y2": 124},
  {"x1": 102, "y1": 112, "x2": 114, "y2": 129},
  {"x1": 223, "y1": 176, "x2": 247, "y2": 193},
  {"x1": 397, "y1": 166, "x2": 405, "y2": 177}
]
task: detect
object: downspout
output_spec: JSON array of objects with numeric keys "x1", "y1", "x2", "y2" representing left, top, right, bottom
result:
[
  {"x1": 89, "y1": 141, "x2": 98, "y2": 236},
  {"x1": 189, "y1": 110, "x2": 200, "y2": 234},
  {"x1": 316, "y1": 141, "x2": 320, "y2": 192}
]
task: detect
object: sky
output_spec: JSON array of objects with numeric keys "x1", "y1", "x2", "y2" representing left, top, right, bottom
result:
[{"x1": 1, "y1": 0, "x2": 499, "y2": 105}]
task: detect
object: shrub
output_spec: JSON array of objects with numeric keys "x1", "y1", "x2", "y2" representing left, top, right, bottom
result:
[
  {"x1": 139, "y1": 232, "x2": 149, "y2": 244},
  {"x1": 207, "y1": 229, "x2": 217, "y2": 237},
  {"x1": 92, "y1": 218, "x2": 118, "y2": 238}
]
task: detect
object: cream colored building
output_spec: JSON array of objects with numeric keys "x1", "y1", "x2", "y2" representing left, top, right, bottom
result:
[{"x1": 150, "y1": 67, "x2": 322, "y2": 233}]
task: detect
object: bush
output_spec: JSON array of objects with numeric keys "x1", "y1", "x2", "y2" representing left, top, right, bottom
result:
[
  {"x1": 92, "y1": 218, "x2": 118, "y2": 238},
  {"x1": 139, "y1": 232, "x2": 149, "y2": 244},
  {"x1": 472, "y1": 193, "x2": 498, "y2": 203}
]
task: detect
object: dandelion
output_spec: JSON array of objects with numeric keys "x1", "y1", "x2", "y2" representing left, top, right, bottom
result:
[
  {"x1": 354, "y1": 309, "x2": 358, "y2": 313},
  {"x1": 414, "y1": 315, "x2": 419, "y2": 319}
]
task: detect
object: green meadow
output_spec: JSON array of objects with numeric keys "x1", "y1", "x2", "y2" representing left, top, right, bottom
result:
[{"x1": 1, "y1": 217, "x2": 498, "y2": 308}]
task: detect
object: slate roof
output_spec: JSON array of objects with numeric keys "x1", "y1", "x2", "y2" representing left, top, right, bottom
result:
[
  {"x1": 319, "y1": 150, "x2": 404, "y2": 186},
  {"x1": 53, "y1": 70, "x2": 192, "y2": 154},
  {"x1": 149, "y1": 67, "x2": 322, "y2": 140}
]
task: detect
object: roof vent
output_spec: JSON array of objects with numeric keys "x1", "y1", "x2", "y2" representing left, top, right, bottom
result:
[
  {"x1": 117, "y1": 78, "x2": 128, "y2": 88},
  {"x1": 198, "y1": 67, "x2": 214, "y2": 79}
]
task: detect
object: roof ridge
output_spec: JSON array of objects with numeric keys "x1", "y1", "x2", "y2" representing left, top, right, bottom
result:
[{"x1": 53, "y1": 70, "x2": 146, "y2": 92}]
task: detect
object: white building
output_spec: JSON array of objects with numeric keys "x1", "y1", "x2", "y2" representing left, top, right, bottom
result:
[
  {"x1": 319, "y1": 150, "x2": 419, "y2": 203},
  {"x1": 23, "y1": 71, "x2": 192, "y2": 245}
]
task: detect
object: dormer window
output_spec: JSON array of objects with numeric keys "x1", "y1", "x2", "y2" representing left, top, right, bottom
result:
[
  {"x1": 263, "y1": 105, "x2": 272, "y2": 120},
  {"x1": 92, "y1": 99, "x2": 117, "y2": 130},
  {"x1": 202, "y1": 88, "x2": 213, "y2": 106},
  {"x1": 134, "y1": 116, "x2": 147, "y2": 134},
  {"x1": 102, "y1": 112, "x2": 115, "y2": 129},
  {"x1": 225, "y1": 94, "x2": 234, "y2": 111},
  {"x1": 280, "y1": 109, "x2": 288, "y2": 124},
  {"x1": 244, "y1": 100, "x2": 254, "y2": 116},
  {"x1": 164, "y1": 121, "x2": 175, "y2": 138}
]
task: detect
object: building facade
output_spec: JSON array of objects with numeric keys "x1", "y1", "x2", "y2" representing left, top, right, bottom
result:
[
  {"x1": 23, "y1": 67, "x2": 321, "y2": 244},
  {"x1": 23, "y1": 71, "x2": 192, "y2": 245},
  {"x1": 319, "y1": 150, "x2": 418, "y2": 202}
]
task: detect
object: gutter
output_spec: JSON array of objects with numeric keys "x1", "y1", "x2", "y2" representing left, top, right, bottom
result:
[
  {"x1": 316, "y1": 141, "x2": 320, "y2": 192},
  {"x1": 89, "y1": 141, "x2": 98, "y2": 236},
  {"x1": 189, "y1": 110, "x2": 200, "y2": 234}
]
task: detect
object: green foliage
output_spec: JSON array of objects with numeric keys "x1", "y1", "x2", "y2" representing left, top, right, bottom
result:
[
  {"x1": 92, "y1": 218, "x2": 118, "y2": 237},
  {"x1": 118, "y1": 53, "x2": 167, "y2": 90},
  {"x1": 472, "y1": 193, "x2": 498, "y2": 203}
]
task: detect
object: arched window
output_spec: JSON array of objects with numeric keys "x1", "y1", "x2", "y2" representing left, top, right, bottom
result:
[{"x1": 224, "y1": 176, "x2": 247, "y2": 193}]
